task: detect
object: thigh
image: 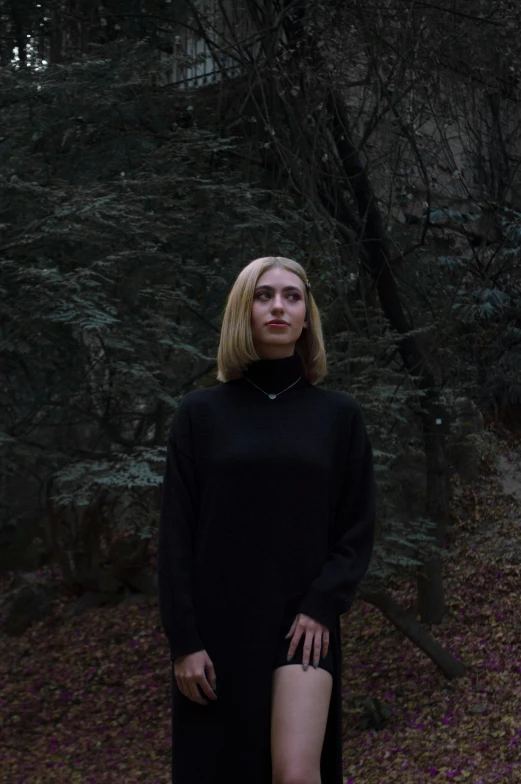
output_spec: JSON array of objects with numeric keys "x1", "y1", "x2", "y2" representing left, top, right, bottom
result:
[{"x1": 270, "y1": 664, "x2": 333, "y2": 781}]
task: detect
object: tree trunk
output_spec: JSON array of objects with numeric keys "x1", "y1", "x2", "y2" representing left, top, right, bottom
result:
[
  {"x1": 50, "y1": 9, "x2": 63, "y2": 64},
  {"x1": 362, "y1": 589, "x2": 467, "y2": 680},
  {"x1": 212, "y1": 2, "x2": 452, "y2": 622},
  {"x1": 326, "y1": 88, "x2": 449, "y2": 620},
  {"x1": 11, "y1": 1, "x2": 27, "y2": 67},
  {"x1": 417, "y1": 397, "x2": 450, "y2": 623}
]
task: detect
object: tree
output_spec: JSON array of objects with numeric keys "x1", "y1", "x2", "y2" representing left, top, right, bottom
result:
[
  {"x1": 159, "y1": 0, "x2": 521, "y2": 673},
  {"x1": 0, "y1": 39, "x2": 314, "y2": 598},
  {"x1": 2, "y1": 0, "x2": 520, "y2": 680}
]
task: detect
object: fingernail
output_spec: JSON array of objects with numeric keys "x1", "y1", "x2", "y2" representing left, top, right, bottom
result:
[
  {"x1": 303, "y1": 663, "x2": 308, "y2": 671},
  {"x1": 284, "y1": 633, "x2": 291, "y2": 639},
  {"x1": 313, "y1": 662, "x2": 318, "y2": 669},
  {"x1": 287, "y1": 655, "x2": 292, "y2": 662},
  {"x1": 213, "y1": 685, "x2": 217, "y2": 692}
]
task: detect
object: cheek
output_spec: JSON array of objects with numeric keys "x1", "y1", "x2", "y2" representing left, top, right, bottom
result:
[
  {"x1": 293, "y1": 304, "x2": 306, "y2": 323},
  {"x1": 250, "y1": 304, "x2": 263, "y2": 329}
]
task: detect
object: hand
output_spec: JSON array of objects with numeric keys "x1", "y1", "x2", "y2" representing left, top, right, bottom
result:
[
  {"x1": 286, "y1": 613, "x2": 329, "y2": 670},
  {"x1": 173, "y1": 650, "x2": 217, "y2": 705}
]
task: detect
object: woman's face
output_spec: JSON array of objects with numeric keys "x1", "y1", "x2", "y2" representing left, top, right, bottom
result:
[{"x1": 251, "y1": 267, "x2": 307, "y2": 358}]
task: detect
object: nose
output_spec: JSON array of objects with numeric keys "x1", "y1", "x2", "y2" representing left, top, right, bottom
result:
[{"x1": 271, "y1": 293, "x2": 285, "y2": 311}]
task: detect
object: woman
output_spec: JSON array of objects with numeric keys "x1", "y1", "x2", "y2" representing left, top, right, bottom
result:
[{"x1": 158, "y1": 256, "x2": 375, "y2": 784}]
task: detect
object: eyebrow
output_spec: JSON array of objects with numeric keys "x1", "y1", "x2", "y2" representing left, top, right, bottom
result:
[{"x1": 254, "y1": 284, "x2": 302, "y2": 292}]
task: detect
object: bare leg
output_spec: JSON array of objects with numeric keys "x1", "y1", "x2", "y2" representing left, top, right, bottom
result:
[{"x1": 270, "y1": 664, "x2": 333, "y2": 784}]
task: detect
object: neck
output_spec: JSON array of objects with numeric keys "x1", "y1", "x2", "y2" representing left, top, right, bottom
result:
[
  {"x1": 255, "y1": 347, "x2": 296, "y2": 360},
  {"x1": 242, "y1": 351, "x2": 304, "y2": 393}
]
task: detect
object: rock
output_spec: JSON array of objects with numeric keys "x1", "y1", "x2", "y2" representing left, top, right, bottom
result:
[
  {"x1": 107, "y1": 533, "x2": 149, "y2": 570},
  {"x1": 119, "y1": 566, "x2": 157, "y2": 596},
  {"x1": 75, "y1": 567, "x2": 124, "y2": 594},
  {"x1": 69, "y1": 590, "x2": 125, "y2": 617},
  {"x1": 0, "y1": 532, "x2": 50, "y2": 577},
  {"x1": 120, "y1": 592, "x2": 148, "y2": 607},
  {"x1": 447, "y1": 397, "x2": 485, "y2": 483},
  {"x1": 11, "y1": 570, "x2": 41, "y2": 589},
  {"x1": 497, "y1": 452, "x2": 521, "y2": 503},
  {"x1": 3, "y1": 583, "x2": 54, "y2": 636}
]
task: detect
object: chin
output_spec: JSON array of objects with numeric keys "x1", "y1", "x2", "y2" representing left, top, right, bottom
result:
[{"x1": 261, "y1": 337, "x2": 294, "y2": 346}]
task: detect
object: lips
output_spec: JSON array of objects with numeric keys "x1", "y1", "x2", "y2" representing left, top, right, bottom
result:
[{"x1": 267, "y1": 320, "x2": 289, "y2": 326}]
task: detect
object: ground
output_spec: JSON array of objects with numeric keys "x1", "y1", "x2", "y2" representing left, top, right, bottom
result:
[{"x1": 1, "y1": 425, "x2": 520, "y2": 783}]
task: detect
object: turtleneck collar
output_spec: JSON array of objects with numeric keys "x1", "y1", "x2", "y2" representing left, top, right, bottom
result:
[{"x1": 242, "y1": 351, "x2": 305, "y2": 394}]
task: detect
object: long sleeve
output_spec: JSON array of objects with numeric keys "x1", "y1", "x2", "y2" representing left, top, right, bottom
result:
[
  {"x1": 157, "y1": 400, "x2": 204, "y2": 662},
  {"x1": 297, "y1": 404, "x2": 376, "y2": 630}
]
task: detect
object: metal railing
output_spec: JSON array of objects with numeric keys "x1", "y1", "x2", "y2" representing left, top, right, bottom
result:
[{"x1": 161, "y1": 0, "x2": 256, "y2": 88}]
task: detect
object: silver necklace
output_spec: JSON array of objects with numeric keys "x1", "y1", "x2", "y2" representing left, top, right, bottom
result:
[{"x1": 243, "y1": 374, "x2": 302, "y2": 400}]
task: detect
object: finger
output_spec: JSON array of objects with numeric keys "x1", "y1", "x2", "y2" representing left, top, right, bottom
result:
[
  {"x1": 287, "y1": 625, "x2": 303, "y2": 661},
  {"x1": 175, "y1": 676, "x2": 186, "y2": 698},
  {"x1": 178, "y1": 677, "x2": 191, "y2": 700},
  {"x1": 302, "y1": 630, "x2": 314, "y2": 670},
  {"x1": 285, "y1": 616, "x2": 298, "y2": 640},
  {"x1": 188, "y1": 681, "x2": 208, "y2": 706},
  {"x1": 179, "y1": 679, "x2": 191, "y2": 700},
  {"x1": 184, "y1": 677, "x2": 207, "y2": 705},
  {"x1": 205, "y1": 658, "x2": 217, "y2": 693},
  {"x1": 322, "y1": 629, "x2": 330, "y2": 659},
  {"x1": 178, "y1": 678, "x2": 192, "y2": 701},
  {"x1": 198, "y1": 672, "x2": 217, "y2": 701},
  {"x1": 313, "y1": 631, "x2": 322, "y2": 669}
]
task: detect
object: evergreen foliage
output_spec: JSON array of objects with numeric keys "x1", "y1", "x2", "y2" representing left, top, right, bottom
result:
[
  {"x1": 1, "y1": 2, "x2": 520, "y2": 625},
  {"x1": 0, "y1": 41, "x2": 314, "y2": 553}
]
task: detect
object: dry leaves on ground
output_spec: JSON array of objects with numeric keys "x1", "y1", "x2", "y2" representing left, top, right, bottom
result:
[{"x1": 1, "y1": 435, "x2": 520, "y2": 783}]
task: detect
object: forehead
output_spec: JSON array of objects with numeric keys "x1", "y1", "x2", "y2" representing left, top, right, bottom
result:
[{"x1": 255, "y1": 267, "x2": 303, "y2": 290}]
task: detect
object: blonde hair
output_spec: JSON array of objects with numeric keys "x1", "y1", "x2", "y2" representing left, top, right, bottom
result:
[{"x1": 217, "y1": 256, "x2": 327, "y2": 383}]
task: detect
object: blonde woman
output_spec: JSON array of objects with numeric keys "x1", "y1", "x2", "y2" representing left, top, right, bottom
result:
[{"x1": 158, "y1": 256, "x2": 375, "y2": 784}]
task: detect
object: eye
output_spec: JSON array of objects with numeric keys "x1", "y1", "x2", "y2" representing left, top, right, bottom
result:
[
  {"x1": 255, "y1": 291, "x2": 270, "y2": 300},
  {"x1": 288, "y1": 293, "x2": 302, "y2": 301}
]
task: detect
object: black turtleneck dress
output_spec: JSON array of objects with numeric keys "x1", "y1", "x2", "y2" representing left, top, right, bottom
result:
[{"x1": 157, "y1": 353, "x2": 375, "y2": 784}]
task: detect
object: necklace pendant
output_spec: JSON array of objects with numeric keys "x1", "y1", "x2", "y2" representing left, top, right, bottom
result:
[{"x1": 268, "y1": 393, "x2": 277, "y2": 400}]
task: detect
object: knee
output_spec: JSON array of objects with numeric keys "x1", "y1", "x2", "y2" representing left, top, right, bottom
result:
[{"x1": 272, "y1": 768, "x2": 319, "y2": 784}]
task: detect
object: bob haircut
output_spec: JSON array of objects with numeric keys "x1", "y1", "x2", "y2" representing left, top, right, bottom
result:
[{"x1": 217, "y1": 256, "x2": 327, "y2": 384}]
